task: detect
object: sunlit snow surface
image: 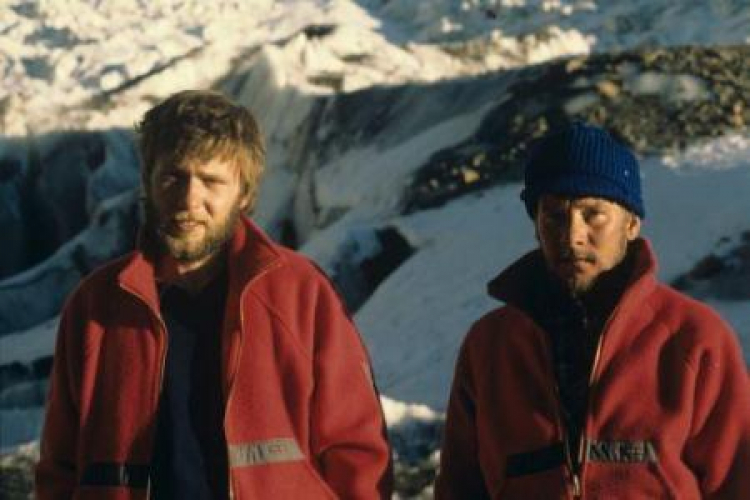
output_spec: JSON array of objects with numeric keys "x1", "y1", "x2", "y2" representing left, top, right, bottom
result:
[
  {"x1": 4, "y1": 0, "x2": 750, "y2": 134},
  {"x1": 345, "y1": 134, "x2": 750, "y2": 408}
]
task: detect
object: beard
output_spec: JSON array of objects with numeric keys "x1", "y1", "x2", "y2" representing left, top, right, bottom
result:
[
  {"x1": 551, "y1": 236, "x2": 630, "y2": 298},
  {"x1": 555, "y1": 250, "x2": 598, "y2": 297},
  {"x1": 143, "y1": 198, "x2": 243, "y2": 264}
]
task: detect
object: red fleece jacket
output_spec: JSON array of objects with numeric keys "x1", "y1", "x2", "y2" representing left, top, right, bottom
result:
[
  {"x1": 435, "y1": 239, "x2": 750, "y2": 499},
  {"x1": 36, "y1": 216, "x2": 393, "y2": 500}
]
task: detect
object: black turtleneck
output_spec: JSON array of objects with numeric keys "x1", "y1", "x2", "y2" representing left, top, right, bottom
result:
[
  {"x1": 529, "y1": 248, "x2": 636, "y2": 466},
  {"x1": 150, "y1": 267, "x2": 230, "y2": 500}
]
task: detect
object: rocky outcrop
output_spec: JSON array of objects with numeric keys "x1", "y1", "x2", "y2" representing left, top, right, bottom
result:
[
  {"x1": 0, "y1": 444, "x2": 37, "y2": 500},
  {"x1": 332, "y1": 226, "x2": 415, "y2": 313},
  {"x1": 404, "y1": 45, "x2": 750, "y2": 211},
  {"x1": 673, "y1": 230, "x2": 750, "y2": 300}
]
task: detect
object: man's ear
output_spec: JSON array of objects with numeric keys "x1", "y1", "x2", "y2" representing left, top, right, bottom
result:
[
  {"x1": 238, "y1": 188, "x2": 252, "y2": 213},
  {"x1": 626, "y1": 214, "x2": 641, "y2": 241}
]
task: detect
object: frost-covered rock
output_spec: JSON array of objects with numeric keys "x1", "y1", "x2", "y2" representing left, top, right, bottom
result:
[{"x1": 0, "y1": 441, "x2": 37, "y2": 499}]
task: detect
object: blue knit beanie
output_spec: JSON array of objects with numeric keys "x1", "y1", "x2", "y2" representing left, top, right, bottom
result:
[{"x1": 521, "y1": 122, "x2": 645, "y2": 219}]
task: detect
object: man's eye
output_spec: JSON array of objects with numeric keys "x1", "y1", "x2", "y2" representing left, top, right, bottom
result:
[
  {"x1": 159, "y1": 174, "x2": 181, "y2": 187},
  {"x1": 585, "y1": 209, "x2": 607, "y2": 222},
  {"x1": 543, "y1": 210, "x2": 566, "y2": 222}
]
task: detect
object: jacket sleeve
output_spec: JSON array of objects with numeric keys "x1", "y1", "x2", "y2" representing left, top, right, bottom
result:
[
  {"x1": 35, "y1": 302, "x2": 83, "y2": 500},
  {"x1": 434, "y1": 332, "x2": 491, "y2": 500},
  {"x1": 309, "y1": 276, "x2": 393, "y2": 499},
  {"x1": 683, "y1": 318, "x2": 750, "y2": 499}
]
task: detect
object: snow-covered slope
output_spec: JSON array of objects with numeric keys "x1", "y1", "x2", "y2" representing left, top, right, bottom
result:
[
  {"x1": 5, "y1": 0, "x2": 750, "y2": 135},
  {"x1": 361, "y1": 0, "x2": 750, "y2": 48},
  {"x1": 349, "y1": 134, "x2": 750, "y2": 407}
]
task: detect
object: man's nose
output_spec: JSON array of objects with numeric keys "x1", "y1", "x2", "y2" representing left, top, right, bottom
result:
[
  {"x1": 564, "y1": 211, "x2": 587, "y2": 248},
  {"x1": 176, "y1": 177, "x2": 203, "y2": 210}
]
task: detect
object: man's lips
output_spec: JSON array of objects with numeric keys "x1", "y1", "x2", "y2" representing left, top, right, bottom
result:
[
  {"x1": 557, "y1": 256, "x2": 596, "y2": 270},
  {"x1": 173, "y1": 220, "x2": 201, "y2": 230},
  {"x1": 162, "y1": 217, "x2": 204, "y2": 233}
]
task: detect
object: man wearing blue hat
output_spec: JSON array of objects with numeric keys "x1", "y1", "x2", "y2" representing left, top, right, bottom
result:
[{"x1": 435, "y1": 123, "x2": 750, "y2": 499}]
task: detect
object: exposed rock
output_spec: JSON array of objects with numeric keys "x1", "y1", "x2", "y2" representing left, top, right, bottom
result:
[
  {"x1": 596, "y1": 80, "x2": 621, "y2": 99},
  {"x1": 673, "y1": 231, "x2": 750, "y2": 300},
  {"x1": 404, "y1": 45, "x2": 750, "y2": 212},
  {"x1": 394, "y1": 457, "x2": 438, "y2": 499},
  {"x1": 0, "y1": 458, "x2": 34, "y2": 500},
  {"x1": 0, "y1": 444, "x2": 37, "y2": 500},
  {"x1": 302, "y1": 24, "x2": 337, "y2": 39},
  {"x1": 387, "y1": 406, "x2": 444, "y2": 499},
  {"x1": 332, "y1": 226, "x2": 415, "y2": 313}
]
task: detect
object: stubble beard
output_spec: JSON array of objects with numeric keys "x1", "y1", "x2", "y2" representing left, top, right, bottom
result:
[{"x1": 557, "y1": 235, "x2": 630, "y2": 299}]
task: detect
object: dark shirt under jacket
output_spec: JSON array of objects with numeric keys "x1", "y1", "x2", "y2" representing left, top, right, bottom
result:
[
  {"x1": 150, "y1": 269, "x2": 230, "y2": 500},
  {"x1": 528, "y1": 251, "x2": 635, "y2": 474}
]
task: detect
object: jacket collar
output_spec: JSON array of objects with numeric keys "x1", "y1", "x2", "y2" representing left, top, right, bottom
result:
[
  {"x1": 487, "y1": 238, "x2": 658, "y2": 316},
  {"x1": 116, "y1": 215, "x2": 283, "y2": 314}
]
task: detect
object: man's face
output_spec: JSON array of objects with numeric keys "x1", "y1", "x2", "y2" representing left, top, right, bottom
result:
[
  {"x1": 145, "y1": 154, "x2": 248, "y2": 268},
  {"x1": 536, "y1": 194, "x2": 641, "y2": 296}
]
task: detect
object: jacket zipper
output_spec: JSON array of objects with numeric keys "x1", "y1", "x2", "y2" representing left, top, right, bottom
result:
[
  {"x1": 148, "y1": 324, "x2": 168, "y2": 500},
  {"x1": 119, "y1": 285, "x2": 169, "y2": 500},
  {"x1": 223, "y1": 262, "x2": 280, "y2": 500},
  {"x1": 536, "y1": 276, "x2": 636, "y2": 498},
  {"x1": 539, "y1": 329, "x2": 581, "y2": 499},
  {"x1": 224, "y1": 288, "x2": 245, "y2": 500},
  {"x1": 561, "y1": 335, "x2": 606, "y2": 500},
  {"x1": 123, "y1": 258, "x2": 280, "y2": 500},
  {"x1": 565, "y1": 311, "x2": 611, "y2": 499},
  {"x1": 558, "y1": 384, "x2": 581, "y2": 499},
  {"x1": 576, "y1": 302, "x2": 622, "y2": 494}
]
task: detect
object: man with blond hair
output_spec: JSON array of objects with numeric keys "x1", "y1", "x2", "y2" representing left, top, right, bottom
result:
[{"x1": 36, "y1": 90, "x2": 393, "y2": 499}]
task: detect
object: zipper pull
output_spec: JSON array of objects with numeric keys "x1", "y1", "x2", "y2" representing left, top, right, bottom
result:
[{"x1": 572, "y1": 473, "x2": 582, "y2": 498}]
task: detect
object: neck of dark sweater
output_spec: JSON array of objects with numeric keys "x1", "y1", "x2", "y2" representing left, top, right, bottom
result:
[
  {"x1": 532, "y1": 248, "x2": 637, "y2": 460},
  {"x1": 576, "y1": 248, "x2": 636, "y2": 331}
]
